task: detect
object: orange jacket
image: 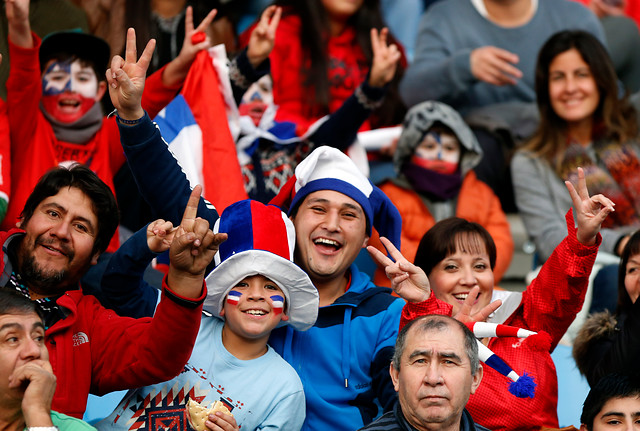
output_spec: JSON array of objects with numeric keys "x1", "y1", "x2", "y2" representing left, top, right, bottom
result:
[{"x1": 371, "y1": 172, "x2": 513, "y2": 287}]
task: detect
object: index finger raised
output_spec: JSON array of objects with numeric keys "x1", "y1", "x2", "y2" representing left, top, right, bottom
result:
[{"x1": 181, "y1": 185, "x2": 203, "y2": 230}]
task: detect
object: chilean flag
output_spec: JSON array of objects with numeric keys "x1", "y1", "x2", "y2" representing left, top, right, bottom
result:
[{"x1": 153, "y1": 49, "x2": 248, "y2": 212}]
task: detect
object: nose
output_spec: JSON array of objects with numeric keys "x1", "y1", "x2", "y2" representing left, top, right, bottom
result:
[
  {"x1": 564, "y1": 76, "x2": 577, "y2": 93},
  {"x1": 50, "y1": 220, "x2": 72, "y2": 241},
  {"x1": 459, "y1": 267, "x2": 478, "y2": 287},
  {"x1": 322, "y1": 210, "x2": 341, "y2": 232},
  {"x1": 246, "y1": 283, "x2": 266, "y2": 301},
  {"x1": 20, "y1": 337, "x2": 42, "y2": 361},
  {"x1": 423, "y1": 362, "x2": 444, "y2": 386}
]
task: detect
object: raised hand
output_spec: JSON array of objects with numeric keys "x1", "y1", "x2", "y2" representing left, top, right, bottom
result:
[
  {"x1": 369, "y1": 28, "x2": 401, "y2": 88},
  {"x1": 565, "y1": 167, "x2": 615, "y2": 246},
  {"x1": 178, "y1": 6, "x2": 217, "y2": 67},
  {"x1": 147, "y1": 219, "x2": 177, "y2": 253},
  {"x1": 470, "y1": 46, "x2": 522, "y2": 86},
  {"x1": 452, "y1": 286, "x2": 502, "y2": 324},
  {"x1": 247, "y1": 5, "x2": 282, "y2": 68},
  {"x1": 9, "y1": 360, "x2": 56, "y2": 427},
  {"x1": 6, "y1": 0, "x2": 33, "y2": 48},
  {"x1": 106, "y1": 28, "x2": 156, "y2": 121},
  {"x1": 367, "y1": 237, "x2": 431, "y2": 303},
  {"x1": 169, "y1": 185, "x2": 227, "y2": 278}
]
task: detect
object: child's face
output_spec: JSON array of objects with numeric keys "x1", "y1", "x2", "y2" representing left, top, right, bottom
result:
[
  {"x1": 428, "y1": 234, "x2": 494, "y2": 318},
  {"x1": 220, "y1": 274, "x2": 289, "y2": 340},
  {"x1": 41, "y1": 58, "x2": 106, "y2": 124},
  {"x1": 411, "y1": 131, "x2": 461, "y2": 175}
]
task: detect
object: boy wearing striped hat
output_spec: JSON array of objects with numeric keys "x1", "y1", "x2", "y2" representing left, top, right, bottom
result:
[{"x1": 98, "y1": 197, "x2": 318, "y2": 431}]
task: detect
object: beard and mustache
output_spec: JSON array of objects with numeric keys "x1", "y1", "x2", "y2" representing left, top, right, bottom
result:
[{"x1": 18, "y1": 236, "x2": 78, "y2": 294}]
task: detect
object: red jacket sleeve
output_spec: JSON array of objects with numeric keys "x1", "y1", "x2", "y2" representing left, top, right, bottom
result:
[
  {"x1": 89, "y1": 276, "x2": 206, "y2": 394},
  {"x1": 519, "y1": 209, "x2": 600, "y2": 348},
  {"x1": 399, "y1": 295, "x2": 453, "y2": 330},
  {"x1": 141, "y1": 64, "x2": 184, "y2": 118}
]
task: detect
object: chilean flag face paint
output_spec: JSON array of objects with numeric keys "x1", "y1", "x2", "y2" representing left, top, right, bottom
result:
[
  {"x1": 270, "y1": 295, "x2": 284, "y2": 315},
  {"x1": 226, "y1": 290, "x2": 242, "y2": 306}
]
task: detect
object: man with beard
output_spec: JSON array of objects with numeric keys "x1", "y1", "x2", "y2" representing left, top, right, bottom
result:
[{"x1": 0, "y1": 163, "x2": 225, "y2": 419}]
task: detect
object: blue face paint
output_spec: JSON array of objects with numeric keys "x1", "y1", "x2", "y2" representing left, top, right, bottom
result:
[{"x1": 42, "y1": 60, "x2": 73, "y2": 96}]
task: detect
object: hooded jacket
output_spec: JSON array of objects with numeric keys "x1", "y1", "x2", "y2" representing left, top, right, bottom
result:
[
  {"x1": 572, "y1": 297, "x2": 640, "y2": 387},
  {"x1": 268, "y1": 264, "x2": 404, "y2": 431},
  {"x1": 372, "y1": 101, "x2": 513, "y2": 285},
  {"x1": 0, "y1": 230, "x2": 205, "y2": 419}
]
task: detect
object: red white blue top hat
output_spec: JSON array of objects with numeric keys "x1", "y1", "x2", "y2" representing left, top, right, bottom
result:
[
  {"x1": 270, "y1": 146, "x2": 402, "y2": 249},
  {"x1": 203, "y1": 199, "x2": 319, "y2": 331}
]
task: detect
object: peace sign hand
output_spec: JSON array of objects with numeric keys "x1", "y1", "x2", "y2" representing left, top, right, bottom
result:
[
  {"x1": 106, "y1": 28, "x2": 156, "y2": 121},
  {"x1": 565, "y1": 167, "x2": 615, "y2": 246},
  {"x1": 367, "y1": 237, "x2": 431, "y2": 303}
]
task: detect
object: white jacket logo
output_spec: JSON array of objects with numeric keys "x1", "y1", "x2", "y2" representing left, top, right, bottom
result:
[{"x1": 73, "y1": 332, "x2": 89, "y2": 346}]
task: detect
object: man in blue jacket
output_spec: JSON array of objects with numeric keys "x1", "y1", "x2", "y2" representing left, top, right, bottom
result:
[{"x1": 108, "y1": 29, "x2": 405, "y2": 430}]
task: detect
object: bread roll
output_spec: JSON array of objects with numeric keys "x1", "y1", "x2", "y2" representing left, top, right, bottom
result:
[{"x1": 186, "y1": 399, "x2": 233, "y2": 431}]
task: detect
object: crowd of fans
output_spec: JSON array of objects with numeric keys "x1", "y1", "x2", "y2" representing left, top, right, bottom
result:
[{"x1": 0, "y1": 0, "x2": 640, "y2": 430}]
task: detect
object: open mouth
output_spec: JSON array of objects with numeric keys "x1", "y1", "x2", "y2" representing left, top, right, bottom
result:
[
  {"x1": 452, "y1": 292, "x2": 477, "y2": 302},
  {"x1": 313, "y1": 237, "x2": 342, "y2": 251}
]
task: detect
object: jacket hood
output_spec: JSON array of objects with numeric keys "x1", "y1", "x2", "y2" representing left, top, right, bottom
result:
[
  {"x1": 572, "y1": 310, "x2": 617, "y2": 378},
  {"x1": 394, "y1": 101, "x2": 482, "y2": 176}
]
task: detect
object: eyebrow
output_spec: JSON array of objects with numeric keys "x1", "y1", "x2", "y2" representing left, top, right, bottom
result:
[
  {"x1": 408, "y1": 349, "x2": 463, "y2": 363},
  {"x1": 43, "y1": 202, "x2": 96, "y2": 233},
  {"x1": 0, "y1": 321, "x2": 45, "y2": 333},
  {"x1": 306, "y1": 197, "x2": 364, "y2": 214},
  {"x1": 600, "y1": 412, "x2": 640, "y2": 419}
]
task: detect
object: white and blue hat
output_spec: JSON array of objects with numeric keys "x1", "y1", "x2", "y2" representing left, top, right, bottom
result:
[
  {"x1": 203, "y1": 199, "x2": 319, "y2": 331},
  {"x1": 270, "y1": 146, "x2": 402, "y2": 249}
]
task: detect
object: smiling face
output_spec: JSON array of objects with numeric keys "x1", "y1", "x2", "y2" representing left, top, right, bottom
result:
[
  {"x1": 624, "y1": 253, "x2": 640, "y2": 305},
  {"x1": 583, "y1": 396, "x2": 640, "y2": 431},
  {"x1": 390, "y1": 322, "x2": 482, "y2": 430},
  {"x1": 0, "y1": 312, "x2": 48, "y2": 404},
  {"x1": 220, "y1": 274, "x2": 289, "y2": 343},
  {"x1": 17, "y1": 187, "x2": 99, "y2": 296},
  {"x1": 427, "y1": 233, "x2": 494, "y2": 318},
  {"x1": 41, "y1": 58, "x2": 106, "y2": 124},
  {"x1": 548, "y1": 48, "x2": 600, "y2": 135},
  {"x1": 291, "y1": 190, "x2": 369, "y2": 285}
]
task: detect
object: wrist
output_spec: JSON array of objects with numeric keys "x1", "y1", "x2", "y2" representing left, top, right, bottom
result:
[{"x1": 110, "y1": 108, "x2": 145, "y2": 124}]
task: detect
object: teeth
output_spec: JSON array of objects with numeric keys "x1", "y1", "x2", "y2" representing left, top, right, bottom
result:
[
  {"x1": 315, "y1": 238, "x2": 339, "y2": 247},
  {"x1": 453, "y1": 294, "x2": 469, "y2": 300},
  {"x1": 245, "y1": 310, "x2": 266, "y2": 316}
]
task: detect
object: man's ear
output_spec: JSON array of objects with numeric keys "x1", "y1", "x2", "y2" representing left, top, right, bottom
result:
[
  {"x1": 16, "y1": 218, "x2": 23, "y2": 229},
  {"x1": 470, "y1": 364, "x2": 483, "y2": 395},
  {"x1": 280, "y1": 314, "x2": 290, "y2": 322},
  {"x1": 389, "y1": 362, "x2": 400, "y2": 393},
  {"x1": 361, "y1": 235, "x2": 370, "y2": 249},
  {"x1": 95, "y1": 81, "x2": 107, "y2": 101},
  {"x1": 90, "y1": 252, "x2": 101, "y2": 266}
]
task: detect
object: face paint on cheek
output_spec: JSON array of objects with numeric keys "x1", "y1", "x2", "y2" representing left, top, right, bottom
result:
[
  {"x1": 270, "y1": 295, "x2": 284, "y2": 315},
  {"x1": 410, "y1": 154, "x2": 459, "y2": 175},
  {"x1": 226, "y1": 290, "x2": 242, "y2": 306},
  {"x1": 42, "y1": 61, "x2": 73, "y2": 96}
]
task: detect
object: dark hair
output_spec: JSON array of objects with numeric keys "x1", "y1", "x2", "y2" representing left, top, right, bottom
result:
[
  {"x1": 617, "y1": 230, "x2": 640, "y2": 314},
  {"x1": 271, "y1": 0, "x2": 406, "y2": 127},
  {"x1": 392, "y1": 314, "x2": 480, "y2": 375},
  {"x1": 581, "y1": 374, "x2": 640, "y2": 431},
  {"x1": 525, "y1": 30, "x2": 638, "y2": 173},
  {"x1": 414, "y1": 217, "x2": 497, "y2": 276},
  {"x1": 0, "y1": 289, "x2": 44, "y2": 322},
  {"x1": 20, "y1": 164, "x2": 119, "y2": 255}
]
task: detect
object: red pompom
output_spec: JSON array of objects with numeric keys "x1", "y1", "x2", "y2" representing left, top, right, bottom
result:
[{"x1": 524, "y1": 331, "x2": 552, "y2": 351}]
